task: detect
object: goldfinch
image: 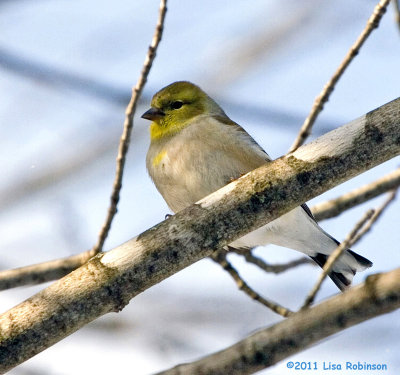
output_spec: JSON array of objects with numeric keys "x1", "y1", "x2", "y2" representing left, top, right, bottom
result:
[{"x1": 142, "y1": 81, "x2": 372, "y2": 290}]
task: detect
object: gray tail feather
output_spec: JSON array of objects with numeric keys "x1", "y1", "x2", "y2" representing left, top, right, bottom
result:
[{"x1": 310, "y1": 251, "x2": 372, "y2": 291}]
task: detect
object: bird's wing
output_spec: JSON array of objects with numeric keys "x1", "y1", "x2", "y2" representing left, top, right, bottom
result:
[
  {"x1": 212, "y1": 115, "x2": 322, "y2": 234},
  {"x1": 211, "y1": 114, "x2": 271, "y2": 162},
  {"x1": 215, "y1": 116, "x2": 319, "y2": 227}
]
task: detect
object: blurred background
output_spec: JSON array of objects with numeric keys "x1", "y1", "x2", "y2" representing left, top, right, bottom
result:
[{"x1": 1, "y1": 0, "x2": 399, "y2": 374}]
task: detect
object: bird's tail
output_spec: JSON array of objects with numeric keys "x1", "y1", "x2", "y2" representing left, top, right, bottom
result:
[{"x1": 310, "y1": 249, "x2": 372, "y2": 291}]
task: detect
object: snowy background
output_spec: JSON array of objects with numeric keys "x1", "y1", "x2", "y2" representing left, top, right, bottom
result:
[{"x1": 0, "y1": 0, "x2": 399, "y2": 374}]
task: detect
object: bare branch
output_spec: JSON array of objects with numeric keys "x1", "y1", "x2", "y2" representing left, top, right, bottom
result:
[
  {"x1": 0, "y1": 251, "x2": 92, "y2": 291},
  {"x1": 2, "y1": 125, "x2": 397, "y2": 294},
  {"x1": 302, "y1": 209, "x2": 375, "y2": 308},
  {"x1": 351, "y1": 189, "x2": 397, "y2": 244},
  {"x1": 155, "y1": 268, "x2": 400, "y2": 375},
  {"x1": 11, "y1": 172, "x2": 396, "y2": 294},
  {"x1": 229, "y1": 247, "x2": 314, "y2": 273},
  {"x1": 3, "y1": 164, "x2": 395, "y2": 289},
  {"x1": 311, "y1": 167, "x2": 400, "y2": 221},
  {"x1": 90, "y1": 0, "x2": 168, "y2": 256},
  {"x1": 4, "y1": 164, "x2": 396, "y2": 293},
  {"x1": 289, "y1": 0, "x2": 391, "y2": 153},
  {"x1": 0, "y1": 98, "x2": 398, "y2": 372},
  {"x1": 211, "y1": 250, "x2": 293, "y2": 317}
]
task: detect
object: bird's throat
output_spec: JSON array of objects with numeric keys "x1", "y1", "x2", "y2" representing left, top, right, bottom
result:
[{"x1": 150, "y1": 120, "x2": 187, "y2": 140}]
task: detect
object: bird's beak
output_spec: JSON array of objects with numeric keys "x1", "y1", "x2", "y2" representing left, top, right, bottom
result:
[{"x1": 141, "y1": 107, "x2": 165, "y2": 121}]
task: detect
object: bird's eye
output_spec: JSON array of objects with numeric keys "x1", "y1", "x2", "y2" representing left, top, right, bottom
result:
[{"x1": 171, "y1": 101, "x2": 183, "y2": 110}]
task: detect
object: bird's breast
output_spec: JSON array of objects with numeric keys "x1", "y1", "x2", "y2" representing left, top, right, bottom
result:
[
  {"x1": 147, "y1": 139, "x2": 238, "y2": 212},
  {"x1": 146, "y1": 117, "x2": 268, "y2": 212}
]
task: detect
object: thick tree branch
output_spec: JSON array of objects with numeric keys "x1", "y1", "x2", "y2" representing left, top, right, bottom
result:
[
  {"x1": 0, "y1": 97, "x2": 399, "y2": 372},
  {"x1": 289, "y1": 0, "x2": 391, "y2": 152},
  {"x1": 155, "y1": 268, "x2": 400, "y2": 375},
  {"x1": 2, "y1": 167, "x2": 396, "y2": 291},
  {"x1": 311, "y1": 167, "x2": 400, "y2": 221}
]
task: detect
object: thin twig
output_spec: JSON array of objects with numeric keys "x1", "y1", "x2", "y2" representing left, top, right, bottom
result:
[
  {"x1": 90, "y1": 0, "x2": 168, "y2": 256},
  {"x1": 0, "y1": 252, "x2": 93, "y2": 291},
  {"x1": 311, "y1": 167, "x2": 400, "y2": 221},
  {"x1": 393, "y1": 0, "x2": 400, "y2": 32},
  {"x1": 352, "y1": 189, "x2": 397, "y2": 244},
  {"x1": 229, "y1": 247, "x2": 314, "y2": 273},
  {"x1": 303, "y1": 189, "x2": 397, "y2": 308},
  {"x1": 288, "y1": 0, "x2": 391, "y2": 153},
  {"x1": 0, "y1": 0, "x2": 168, "y2": 292},
  {"x1": 211, "y1": 250, "x2": 293, "y2": 317},
  {"x1": 301, "y1": 209, "x2": 375, "y2": 308}
]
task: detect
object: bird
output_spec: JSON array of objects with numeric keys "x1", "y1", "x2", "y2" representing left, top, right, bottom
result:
[{"x1": 141, "y1": 81, "x2": 372, "y2": 291}]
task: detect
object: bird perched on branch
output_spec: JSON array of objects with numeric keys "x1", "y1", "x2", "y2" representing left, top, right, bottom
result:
[{"x1": 142, "y1": 81, "x2": 372, "y2": 290}]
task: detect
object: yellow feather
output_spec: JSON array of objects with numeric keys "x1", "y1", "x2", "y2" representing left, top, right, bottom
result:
[
  {"x1": 152, "y1": 150, "x2": 167, "y2": 167},
  {"x1": 150, "y1": 121, "x2": 188, "y2": 140}
]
